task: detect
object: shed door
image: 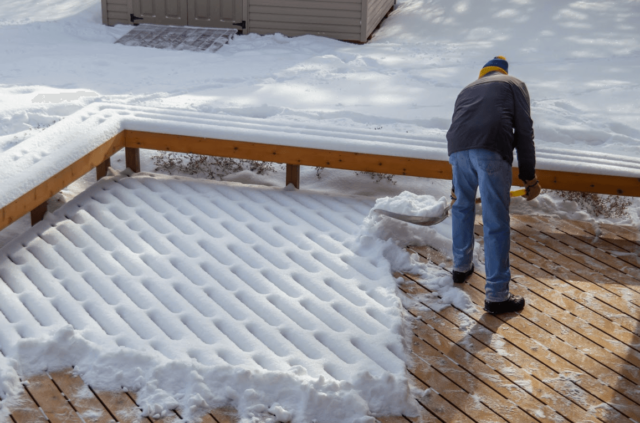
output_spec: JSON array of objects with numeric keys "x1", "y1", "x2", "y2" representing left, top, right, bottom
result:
[
  {"x1": 188, "y1": 0, "x2": 243, "y2": 28},
  {"x1": 132, "y1": 0, "x2": 188, "y2": 25}
]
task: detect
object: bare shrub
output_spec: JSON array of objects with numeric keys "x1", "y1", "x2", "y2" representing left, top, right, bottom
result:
[
  {"x1": 152, "y1": 152, "x2": 400, "y2": 185},
  {"x1": 557, "y1": 191, "x2": 632, "y2": 218},
  {"x1": 355, "y1": 171, "x2": 397, "y2": 185},
  {"x1": 152, "y1": 152, "x2": 276, "y2": 180}
]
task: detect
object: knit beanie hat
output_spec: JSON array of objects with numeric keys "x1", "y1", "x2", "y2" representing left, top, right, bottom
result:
[{"x1": 479, "y1": 56, "x2": 508, "y2": 78}]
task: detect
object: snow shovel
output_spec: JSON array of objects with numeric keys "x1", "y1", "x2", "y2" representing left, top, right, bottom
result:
[{"x1": 373, "y1": 188, "x2": 527, "y2": 226}]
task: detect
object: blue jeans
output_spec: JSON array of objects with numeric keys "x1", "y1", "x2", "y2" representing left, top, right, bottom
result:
[{"x1": 449, "y1": 149, "x2": 512, "y2": 302}]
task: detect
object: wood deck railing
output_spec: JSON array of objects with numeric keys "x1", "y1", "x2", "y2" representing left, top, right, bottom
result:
[{"x1": 1, "y1": 129, "x2": 640, "y2": 231}]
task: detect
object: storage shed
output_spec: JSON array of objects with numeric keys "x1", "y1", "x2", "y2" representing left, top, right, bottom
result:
[{"x1": 102, "y1": 0, "x2": 395, "y2": 43}]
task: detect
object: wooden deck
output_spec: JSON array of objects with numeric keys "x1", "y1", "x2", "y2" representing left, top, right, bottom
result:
[{"x1": 5, "y1": 214, "x2": 640, "y2": 423}]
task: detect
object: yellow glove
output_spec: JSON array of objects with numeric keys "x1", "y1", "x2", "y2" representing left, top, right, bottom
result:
[{"x1": 523, "y1": 175, "x2": 541, "y2": 201}]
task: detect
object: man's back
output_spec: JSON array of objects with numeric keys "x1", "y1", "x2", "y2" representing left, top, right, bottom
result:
[{"x1": 447, "y1": 72, "x2": 535, "y2": 181}]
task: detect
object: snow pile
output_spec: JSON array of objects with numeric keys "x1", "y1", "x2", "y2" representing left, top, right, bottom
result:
[
  {"x1": 375, "y1": 191, "x2": 449, "y2": 217},
  {"x1": 0, "y1": 172, "x2": 418, "y2": 422},
  {"x1": 351, "y1": 191, "x2": 475, "y2": 313}
]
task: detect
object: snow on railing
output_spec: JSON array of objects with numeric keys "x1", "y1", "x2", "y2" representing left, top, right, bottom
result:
[{"x1": 1, "y1": 103, "x2": 640, "y2": 230}]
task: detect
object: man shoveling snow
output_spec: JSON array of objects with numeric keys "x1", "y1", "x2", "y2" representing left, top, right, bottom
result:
[
  {"x1": 447, "y1": 56, "x2": 540, "y2": 315},
  {"x1": 369, "y1": 57, "x2": 540, "y2": 315}
]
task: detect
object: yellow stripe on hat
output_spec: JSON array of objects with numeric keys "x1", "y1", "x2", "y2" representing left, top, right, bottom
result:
[
  {"x1": 479, "y1": 66, "x2": 508, "y2": 78},
  {"x1": 495, "y1": 55, "x2": 507, "y2": 60}
]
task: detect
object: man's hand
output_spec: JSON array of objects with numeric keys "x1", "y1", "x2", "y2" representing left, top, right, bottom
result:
[{"x1": 523, "y1": 175, "x2": 541, "y2": 201}]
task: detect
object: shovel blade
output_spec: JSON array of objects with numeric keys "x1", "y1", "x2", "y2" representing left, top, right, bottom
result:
[
  {"x1": 373, "y1": 207, "x2": 450, "y2": 226},
  {"x1": 371, "y1": 189, "x2": 525, "y2": 227}
]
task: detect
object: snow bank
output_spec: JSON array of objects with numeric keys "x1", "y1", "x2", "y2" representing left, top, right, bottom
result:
[{"x1": 0, "y1": 172, "x2": 417, "y2": 422}]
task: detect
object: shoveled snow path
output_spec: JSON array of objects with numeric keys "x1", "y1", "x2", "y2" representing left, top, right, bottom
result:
[{"x1": 0, "y1": 171, "x2": 413, "y2": 422}]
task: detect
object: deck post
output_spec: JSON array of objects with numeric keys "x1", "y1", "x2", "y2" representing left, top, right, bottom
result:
[
  {"x1": 31, "y1": 202, "x2": 48, "y2": 226},
  {"x1": 125, "y1": 147, "x2": 140, "y2": 173},
  {"x1": 96, "y1": 157, "x2": 111, "y2": 180},
  {"x1": 286, "y1": 164, "x2": 300, "y2": 189}
]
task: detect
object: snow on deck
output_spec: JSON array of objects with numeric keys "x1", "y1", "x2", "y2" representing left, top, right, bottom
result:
[{"x1": 0, "y1": 171, "x2": 413, "y2": 422}]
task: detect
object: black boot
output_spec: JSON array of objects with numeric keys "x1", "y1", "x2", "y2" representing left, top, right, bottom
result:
[
  {"x1": 453, "y1": 264, "x2": 474, "y2": 284},
  {"x1": 484, "y1": 294, "x2": 525, "y2": 314}
]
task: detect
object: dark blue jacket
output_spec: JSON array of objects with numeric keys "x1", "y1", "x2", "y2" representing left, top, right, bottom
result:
[{"x1": 446, "y1": 72, "x2": 536, "y2": 181}]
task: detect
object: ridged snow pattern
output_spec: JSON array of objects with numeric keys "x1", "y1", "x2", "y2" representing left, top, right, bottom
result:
[{"x1": 0, "y1": 172, "x2": 407, "y2": 384}]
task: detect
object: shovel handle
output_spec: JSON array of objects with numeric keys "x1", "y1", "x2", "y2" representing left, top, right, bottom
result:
[{"x1": 474, "y1": 188, "x2": 527, "y2": 204}]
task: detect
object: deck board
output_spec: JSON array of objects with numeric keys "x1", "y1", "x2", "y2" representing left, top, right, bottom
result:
[
  {"x1": 598, "y1": 222, "x2": 640, "y2": 246},
  {"x1": 48, "y1": 371, "x2": 115, "y2": 423},
  {"x1": 507, "y1": 228, "x2": 640, "y2": 332},
  {"x1": 507, "y1": 238, "x2": 640, "y2": 336},
  {"x1": 208, "y1": 409, "x2": 238, "y2": 423},
  {"x1": 23, "y1": 374, "x2": 84, "y2": 423},
  {"x1": 409, "y1": 336, "x2": 510, "y2": 423},
  {"x1": 458, "y1": 229, "x2": 640, "y2": 389},
  {"x1": 565, "y1": 218, "x2": 640, "y2": 256},
  {"x1": 7, "y1": 390, "x2": 49, "y2": 423},
  {"x1": 400, "y1": 276, "x2": 593, "y2": 423},
  {"x1": 403, "y1": 279, "x2": 635, "y2": 423},
  {"x1": 507, "y1": 222, "x2": 640, "y2": 325},
  {"x1": 406, "y1": 303, "x2": 565, "y2": 422},
  {"x1": 510, "y1": 217, "x2": 640, "y2": 297},
  {"x1": 519, "y1": 215, "x2": 640, "y2": 280},
  {"x1": 5, "y1": 214, "x2": 640, "y2": 422},
  {"x1": 425, "y1": 253, "x2": 640, "y2": 421}
]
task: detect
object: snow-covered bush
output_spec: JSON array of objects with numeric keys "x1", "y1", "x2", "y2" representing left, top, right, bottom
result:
[{"x1": 557, "y1": 191, "x2": 632, "y2": 219}]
